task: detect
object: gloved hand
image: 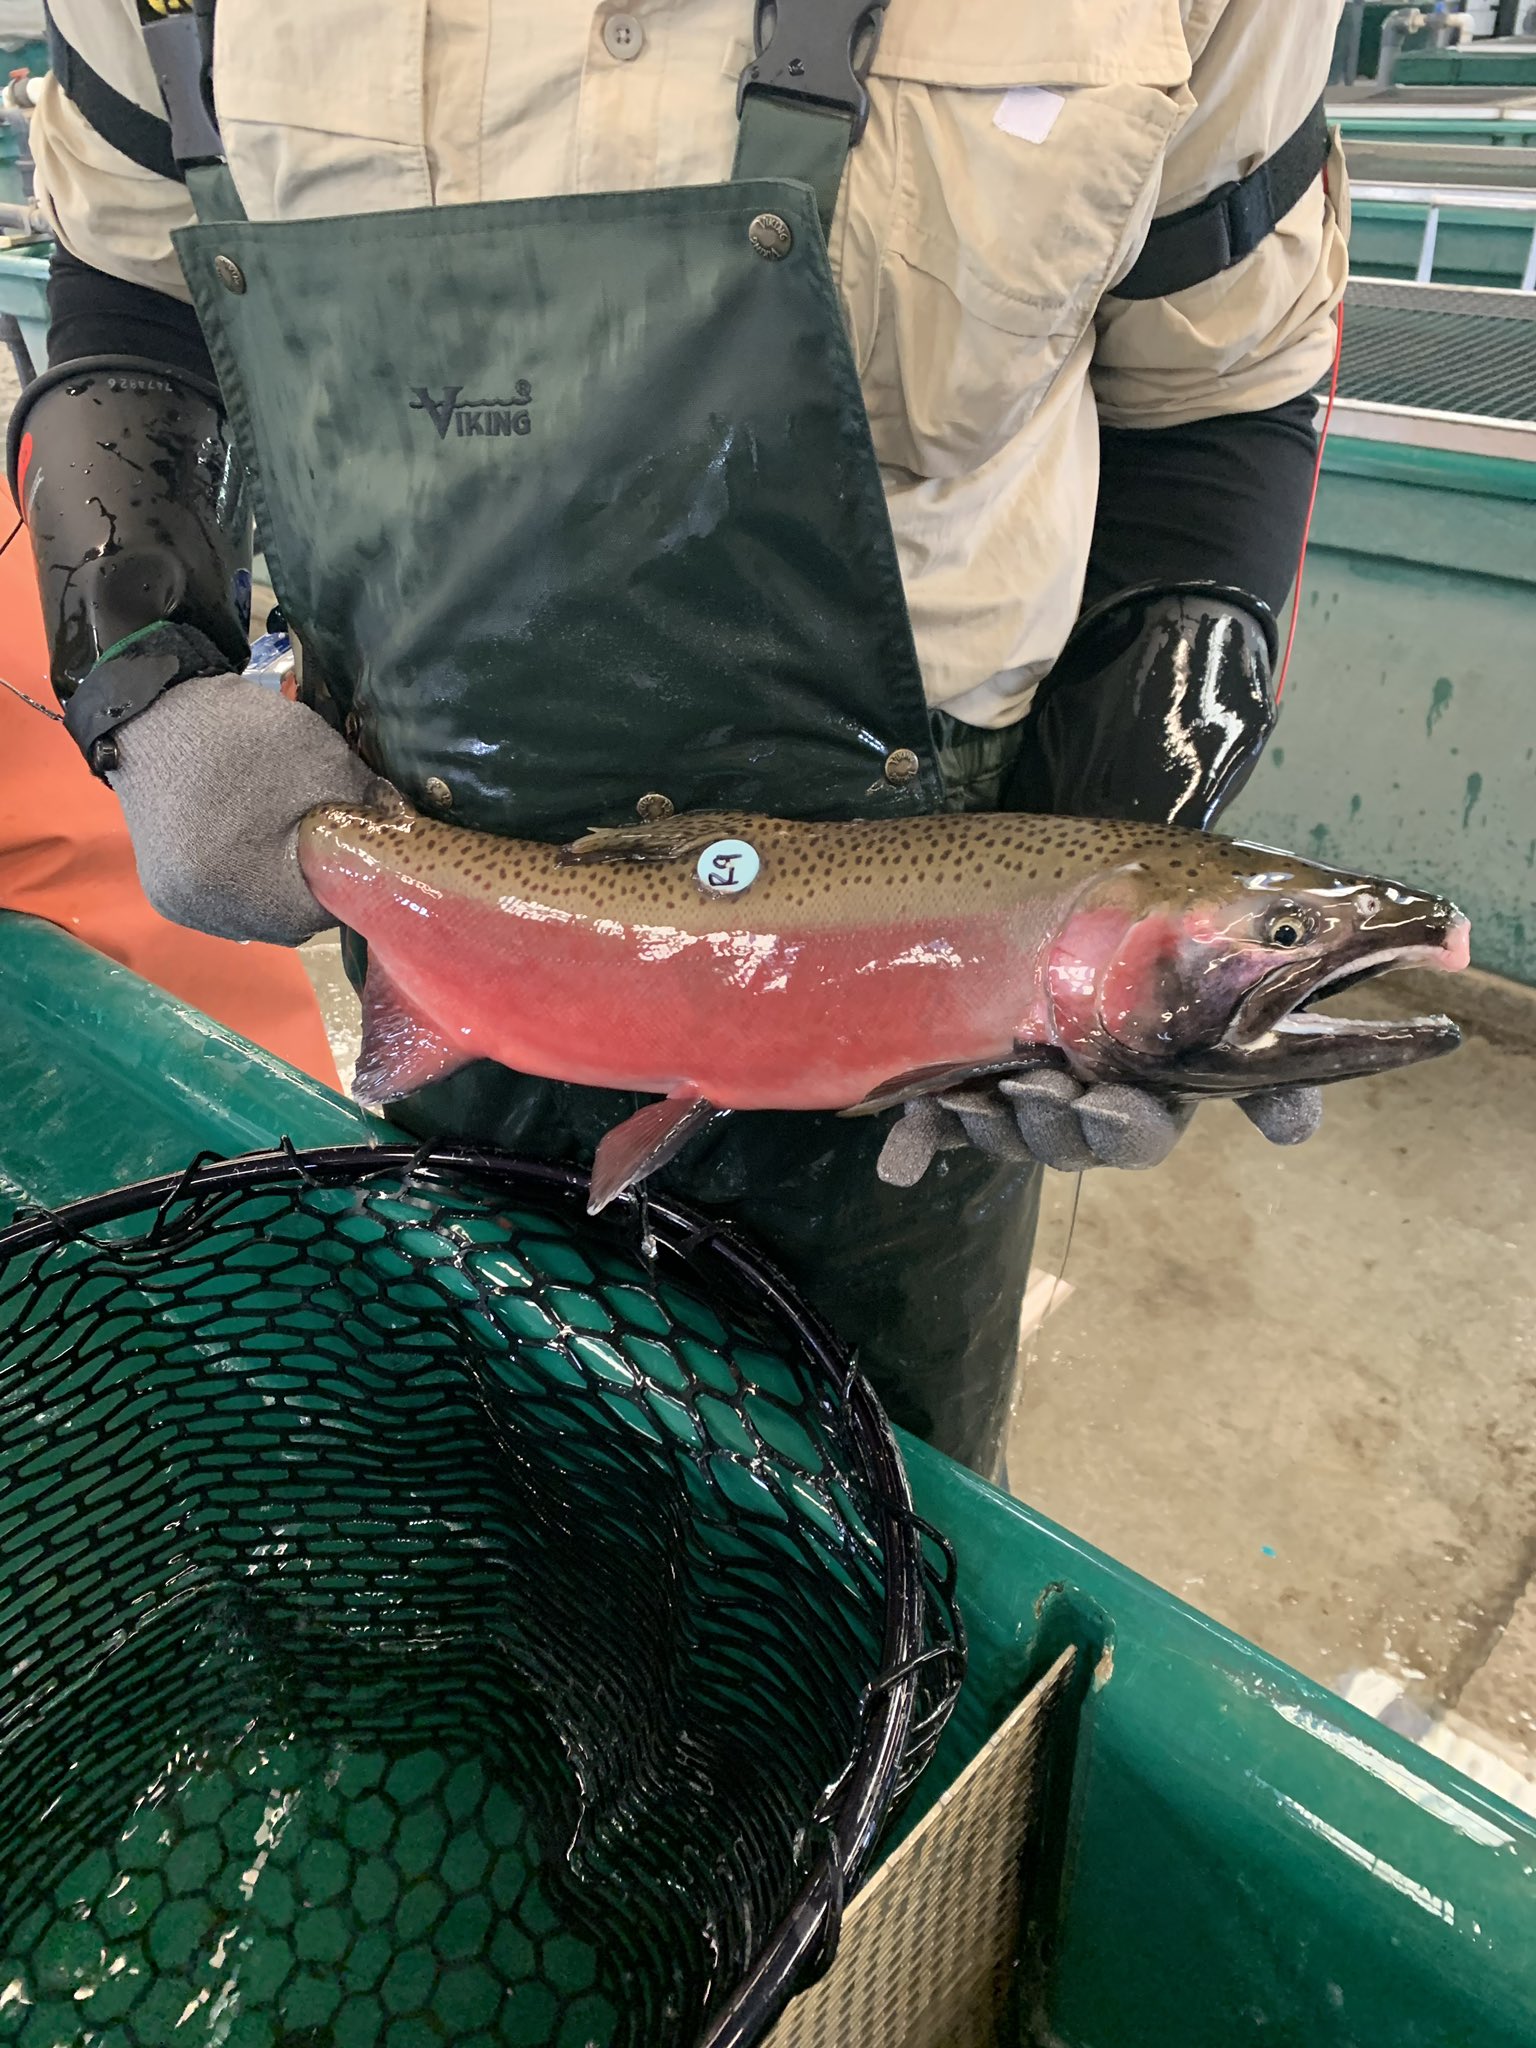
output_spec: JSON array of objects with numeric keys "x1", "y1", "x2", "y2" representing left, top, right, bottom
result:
[
  {"x1": 877, "y1": 1066, "x2": 1323, "y2": 1187},
  {"x1": 108, "y1": 674, "x2": 376, "y2": 944},
  {"x1": 891, "y1": 578, "x2": 1315, "y2": 1186}
]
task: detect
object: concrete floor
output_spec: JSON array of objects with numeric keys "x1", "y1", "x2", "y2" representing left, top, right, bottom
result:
[{"x1": 1007, "y1": 969, "x2": 1536, "y2": 1783}]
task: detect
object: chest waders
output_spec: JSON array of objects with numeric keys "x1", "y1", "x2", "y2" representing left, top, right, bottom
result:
[{"x1": 171, "y1": 2, "x2": 1040, "y2": 1477}]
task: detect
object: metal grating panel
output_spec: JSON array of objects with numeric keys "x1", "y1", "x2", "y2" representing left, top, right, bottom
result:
[
  {"x1": 764, "y1": 1650, "x2": 1077, "y2": 2048},
  {"x1": 1327, "y1": 280, "x2": 1536, "y2": 421}
]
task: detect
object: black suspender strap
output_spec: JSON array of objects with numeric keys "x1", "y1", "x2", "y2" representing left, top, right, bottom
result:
[
  {"x1": 734, "y1": 0, "x2": 887, "y2": 233},
  {"x1": 138, "y1": 1, "x2": 224, "y2": 171},
  {"x1": 1113, "y1": 95, "x2": 1331, "y2": 302},
  {"x1": 45, "y1": 1, "x2": 223, "y2": 185},
  {"x1": 44, "y1": 4, "x2": 183, "y2": 184}
]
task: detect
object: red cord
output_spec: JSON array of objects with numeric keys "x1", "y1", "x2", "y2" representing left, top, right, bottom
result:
[{"x1": 1276, "y1": 301, "x2": 1343, "y2": 704}]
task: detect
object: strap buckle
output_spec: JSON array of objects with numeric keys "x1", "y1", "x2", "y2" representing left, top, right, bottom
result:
[
  {"x1": 736, "y1": 0, "x2": 888, "y2": 145},
  {"x1": 63, "y1": 621, "x2": 229, "y2": 779}
]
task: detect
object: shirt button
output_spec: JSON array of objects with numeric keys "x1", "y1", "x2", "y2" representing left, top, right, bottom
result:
[{"x1": 602, "y1": 12, "x2": 644, "y2": 61}]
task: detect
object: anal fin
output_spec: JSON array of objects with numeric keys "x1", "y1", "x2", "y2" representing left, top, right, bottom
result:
[
  {"x1": 353, "y1": 958, "x2": 473, "y2": 1108},
  {"x1": 588, "y1": 1096, "x2": 724, "y2": 1214}
]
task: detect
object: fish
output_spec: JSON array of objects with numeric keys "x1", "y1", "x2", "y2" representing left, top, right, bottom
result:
[{"x1": 296, "y1": 795, "x2": 1470, "y2": 1212}]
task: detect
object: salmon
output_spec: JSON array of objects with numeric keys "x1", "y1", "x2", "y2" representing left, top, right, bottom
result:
[{"x1": 297, "y1": 795, "x2": 1470, "y2": 1209}]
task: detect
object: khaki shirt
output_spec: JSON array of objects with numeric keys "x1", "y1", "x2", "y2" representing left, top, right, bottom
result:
[{"x1": 31, "y1": 0, "x2": 1349, "y2": 727}]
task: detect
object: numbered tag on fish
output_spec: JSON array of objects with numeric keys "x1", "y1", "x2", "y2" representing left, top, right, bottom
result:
[{"x1": 695, "y1": 840, "x2": 760, "y2": 895}]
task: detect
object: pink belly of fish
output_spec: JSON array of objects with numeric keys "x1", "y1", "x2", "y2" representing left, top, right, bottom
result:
[{"x1": 370, "y1": 891, "x2": 1038, "y2": 1109}]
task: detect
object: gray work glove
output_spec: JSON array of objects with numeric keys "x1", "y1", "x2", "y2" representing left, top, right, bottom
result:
[
  {"x1": 876, "y1": 1067, "x2": 1324, "y2": 1187},
  {"x1": 108, "y1": 673, "x2": 376, "y2": 945}
]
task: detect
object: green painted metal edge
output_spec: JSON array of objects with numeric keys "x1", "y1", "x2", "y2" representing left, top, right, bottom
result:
[
  {"x1": 1353, "y1": 198, "x2": 1536, "y2": 232},
  {"x1": 1324, "y1": 434, "x2": 1536, "y2": 504},
  {"x1": 901, "y1": 1441, "x2": 1536, "y2": 2048},
  {"x1": 4, "y1": 913, "x2": 1536, "y2": 2045},
  {"x1": 1305, "y1": 461, "x2": 1536, "y2": 584},
  {"x1": 0, "y1": 244, "x2": 51, "y2": 362},
  {"x1": 0, "y1": 38, "x2": 49, "y2": 76},
  {"x1": 0, "y1": 247, "x2": 52, "y2": 330},
  {"x1": 1350, "y1": 201, "x2": 1536, "y2": 290},
  {"x1": 1397, "y1": 51, "x2": 1536, "y2": 88},
  {"x1": 1333, "y1": 115, "x2": 1536, "y2": 145},
  {"x1": 0, "y1": 914, "x2": 379, "y2": 1224}
]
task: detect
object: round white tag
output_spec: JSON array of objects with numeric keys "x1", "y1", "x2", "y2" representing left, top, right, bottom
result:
[{"x1": 695, "y1": 839, "x2": 760, "y2": 895}]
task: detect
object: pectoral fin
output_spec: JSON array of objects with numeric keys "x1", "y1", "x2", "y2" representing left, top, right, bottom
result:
[
  {"x1": 353, "y1": 959, "x2": 473, "y2": 1107},
  {"x1": 588, "y1": 1096, "x2": 725, "y2": 1214},
  {"x1": 845, "y1": 1052, "x2": 1056, "y2": 1117}
]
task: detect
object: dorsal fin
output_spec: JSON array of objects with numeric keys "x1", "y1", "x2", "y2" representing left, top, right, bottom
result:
[{"x1": 558, "y1": 812, "x2": 759, "y2": 869}]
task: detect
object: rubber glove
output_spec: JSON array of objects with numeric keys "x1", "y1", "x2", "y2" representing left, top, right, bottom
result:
[
  {"x1": 109, "y1": 673, "x2": 376, "y2": 944},
  {"x1": 877, "y1": 1068, "x2": 1323, "y2": 1187}
]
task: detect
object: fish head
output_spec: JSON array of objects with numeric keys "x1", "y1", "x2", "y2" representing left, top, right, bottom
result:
[{"x1": 1043, "y1": 840, "x2": 1470, "y2": 1094}]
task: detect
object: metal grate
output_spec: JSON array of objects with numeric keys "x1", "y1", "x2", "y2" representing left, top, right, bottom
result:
[{"x1": 1327, "y1": 279, "x2": 1536, "y2": 420}]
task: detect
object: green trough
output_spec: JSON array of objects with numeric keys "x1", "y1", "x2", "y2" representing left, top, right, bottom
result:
[
  {"x1": 1228, "y1": 282, "x2": 1536, "y2": 990},
  {"x1": 1, "y1": 914, "x2": 1534, "y2": 2042}
]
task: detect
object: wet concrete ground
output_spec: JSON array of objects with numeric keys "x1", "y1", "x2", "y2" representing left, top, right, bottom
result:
[{"x1": 1007, "y1": 969, "x2": 1536, "y2": 1789}]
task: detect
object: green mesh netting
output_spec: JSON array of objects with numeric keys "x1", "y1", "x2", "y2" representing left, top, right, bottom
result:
[{"x1": 0, "y1": 1147, "x2": 959, "y2": 2048}]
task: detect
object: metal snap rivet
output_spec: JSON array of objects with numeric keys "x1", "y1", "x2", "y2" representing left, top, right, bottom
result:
[
  {"x1": 602, "y1": 11, "x2": 644, "y2": 60},
  {"x1": 636, "y1": 792, "x2": 675, "y2": 821},
  {"x1": 748, "y1": 212, "x2": 793, "y2": 261},
  {"x1": 213, "y1": 253, "x2": 247, "y2": 295},
  {"x1": 883, "y1": 747, "x2": 921, "y2": 786},
  {"x1": 424, "y1": 775, "x2": 453, "y2": 808}
]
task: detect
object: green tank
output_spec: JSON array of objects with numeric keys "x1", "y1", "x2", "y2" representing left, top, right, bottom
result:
[{"x1": 1, "y1": 913, "x2": 1533, "y2": 2044}]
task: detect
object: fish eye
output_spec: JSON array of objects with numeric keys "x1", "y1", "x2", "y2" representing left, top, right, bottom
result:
[{"x1": 1264, "y1": 904, "x2": 1312, "y2": 949}]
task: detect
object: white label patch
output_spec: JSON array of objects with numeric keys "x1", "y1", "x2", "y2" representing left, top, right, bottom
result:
[
  {"x1": 696, "y1": 840, "x2": 760, "y2": 895},
  {"x1": 993, "y1": 86, "x2": 1065, "y2": 145}
]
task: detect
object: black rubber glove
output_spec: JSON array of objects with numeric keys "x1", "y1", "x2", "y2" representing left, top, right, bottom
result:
[
  {"x1": 1001, "y1": 581, "x2": 1278, "y2": 829},
  {"x1": 9, "y1": 355, "x2": 253, "y2": 751}
]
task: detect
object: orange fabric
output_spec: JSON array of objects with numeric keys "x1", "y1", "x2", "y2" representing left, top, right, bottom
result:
[{"x1": 0, "y1": 521, "x2": 340, "y2": 1088}]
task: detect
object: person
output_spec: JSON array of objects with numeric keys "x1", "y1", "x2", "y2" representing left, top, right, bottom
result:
[
  {"x1": 9, "y1": 0, "x2": 1349, "y2": 1478},
  {"x1": 0, "y1": 521, "x2": 342, "y2": 1083}
]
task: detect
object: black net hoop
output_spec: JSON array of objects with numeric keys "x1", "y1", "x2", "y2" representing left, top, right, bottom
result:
[{"x1": 0, "y1": 1143, "x2": 963, "y2": 2048}]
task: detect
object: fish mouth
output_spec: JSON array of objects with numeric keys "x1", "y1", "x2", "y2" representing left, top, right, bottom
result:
[{"x1": 1184, "y1": 921, "x2": 1470, "y2": 1092}]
